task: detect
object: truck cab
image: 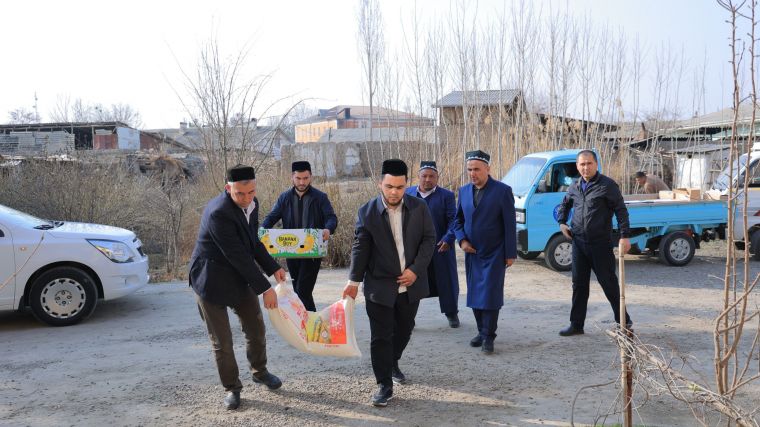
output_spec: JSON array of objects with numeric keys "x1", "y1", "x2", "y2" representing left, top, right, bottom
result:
[{"x1": 502, "y1": 149, "x2": 589, "y2": 270}]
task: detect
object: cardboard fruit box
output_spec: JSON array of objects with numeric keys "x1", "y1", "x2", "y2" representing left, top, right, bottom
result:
[
  {"x1": 673, "y1": 187, "x2": 701, "y2": 200},
  {"x1": 258, "y1": 228, "x2": 328, "y2": 258}
]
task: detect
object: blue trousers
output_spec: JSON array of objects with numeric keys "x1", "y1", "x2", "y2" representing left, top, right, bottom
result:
[
  {"x1": 427, "y1": 261, "x2": 459, "y2": 315},
  {"x1": 472, "y1": 308, "x2": 499, "y2": 341}
]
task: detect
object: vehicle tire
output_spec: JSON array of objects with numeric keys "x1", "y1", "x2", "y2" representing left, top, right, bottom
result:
[
  {"x1": 544, "y1": 234, "x2": 573, "y2": 271},
  {"x1": 750, "y1": 230, "x2": 760, "y2": 261},
  {"x1": 657, "y1": 231, "x2": 696, "y2": 267},
  {"x1": 517, "y1": 250, "x2": 541, "y2": 260},
  {"x1": 28, "y1": 266, "x2": 98, "y2": 326}
]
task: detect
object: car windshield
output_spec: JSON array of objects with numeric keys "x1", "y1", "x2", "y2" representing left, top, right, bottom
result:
[
  {"x1": 713, "y1": 155, "x2": 747, "y2": 191},
  {"x1": 501, "y1": 156, "x2": 547, "y2": 196},
  {"x1": 0, "y1": 204, "x2": 53, "y2": 228}
]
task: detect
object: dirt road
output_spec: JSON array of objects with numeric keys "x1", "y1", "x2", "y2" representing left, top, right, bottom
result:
[{"x1": 1, "y1": 241, "x2": 758, "y2": 426}]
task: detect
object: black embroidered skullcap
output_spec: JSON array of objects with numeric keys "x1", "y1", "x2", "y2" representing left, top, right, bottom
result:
[
  {"x1": 381, "y1": 159, "x2": 408, "y2": 177},
  {"x1": 291, "y1": 161, "x2": 311, "y2": 172},
  {"x1": 226, "y1": 164, "x2": 255, "y2": 182},
  {"x1": 465, "y1": 150, "x2": 490, "y2": 164},
  {"x1": 419, "y1": 161, "x2": 438, "y2": 172}
]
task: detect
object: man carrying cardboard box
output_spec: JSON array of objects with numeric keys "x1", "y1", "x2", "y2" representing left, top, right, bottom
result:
[{"x1": 262, "y1": 161, "x2": 337, "y2": 311}]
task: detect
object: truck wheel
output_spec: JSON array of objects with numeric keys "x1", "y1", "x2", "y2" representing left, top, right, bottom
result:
[
  {"x1": 544, "y1": 234, "x2": 572, "y2": 271},
  {"x1": 750, "y1": 230, "x2": 760, "y2": 261},
  {"x1": 657, "y1": 232, "x2": 695, "y2": 267},
  {"x1": 28, "y1": 267, "x2": 98, "y2": 326},
  {"x1": 517, "y1": 250, "x2": 540, "y2": 260}
]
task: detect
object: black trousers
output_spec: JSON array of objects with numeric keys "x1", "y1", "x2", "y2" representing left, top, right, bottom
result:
[
  {"x1": 472, "y1": 308, "x2": 499, "y2": 341},
  {"x1": 365, "y1": 292, "x2": 420, "y2": 387},
  {"x1": 286, "y1": 258, "x2": 322, "y2": 311},
  {"x1": 570, "y1": 239, "x2": 632, "y2": 329}
]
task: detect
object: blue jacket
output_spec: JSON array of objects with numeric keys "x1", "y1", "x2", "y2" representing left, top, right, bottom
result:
[
  {"x1": 262, "y1": 186, "x2": 337, "y2": 234},
  {"x1": 454, "y1": 176, "x2": 517, "y2": 310},
  {"x1": 189, "y1": 192, "x2": 280, "y2": 307},
  {"x1": 405, "y1": 186, "x2": 459, "y2": 299}
]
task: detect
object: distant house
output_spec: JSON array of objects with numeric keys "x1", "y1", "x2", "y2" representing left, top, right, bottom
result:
[
  {"x1": 432, "y1": 89, "x2": 525, "y2": 126},
  {"x1": 0, "y1": 122, "x2": 187, "y2": 156},
  {"x1": 294, "y1": 105, "x2": 435, "y2": 144},
  {"x1": 146, "y1": 121, "x2": 294, "y2": 160}
]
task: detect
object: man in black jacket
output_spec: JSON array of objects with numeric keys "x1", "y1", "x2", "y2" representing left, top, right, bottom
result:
[
  {"x1": 189, "y1": 165, "x2": 287, "y2": 410},
  {"x1": 342, "y1": 159, "x2": 436, "y2": 407},
  {"x1": 262, "y1": 161, "x2": 337, "y2": 311},
  {"x1": 555, "y1": 150, "x2": 633, "y2": 337}
]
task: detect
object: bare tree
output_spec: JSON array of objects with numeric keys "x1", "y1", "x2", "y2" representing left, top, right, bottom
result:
[
  {"x1": 7, "y1": 107, "x2": 39, "y2": 124},
  {"x1": 357, "y1": 0, "x2": 385, "y2": 174},
  {"x1": 48, "y1": 95, "x2": 143, "y2": 128},
  {"x1": 172, "y1": 33, "x2": 290, "y2": 188}
]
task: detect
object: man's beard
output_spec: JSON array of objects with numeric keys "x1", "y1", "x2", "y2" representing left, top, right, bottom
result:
[{"x1": 382, "y1": 194, "x2": 402, "y2": 207}]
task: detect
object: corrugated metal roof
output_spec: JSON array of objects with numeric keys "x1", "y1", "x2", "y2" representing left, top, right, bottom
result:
[{"x1": 432, "y1": 90, "x2": 521, "y2": 107}]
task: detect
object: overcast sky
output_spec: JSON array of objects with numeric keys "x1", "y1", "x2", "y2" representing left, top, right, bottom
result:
[{"x1": 0, "y1": 0, "x2": 737, "y2": 129}]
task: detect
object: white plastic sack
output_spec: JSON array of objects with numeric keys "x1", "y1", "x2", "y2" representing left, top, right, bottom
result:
[{"x1": 266, "y1": 283, "x2": 361, "y2": 358}]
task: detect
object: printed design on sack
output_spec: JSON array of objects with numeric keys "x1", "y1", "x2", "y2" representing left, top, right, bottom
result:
[{"x1": 267, "y1": 283, "x2": 361, "y2": 357}]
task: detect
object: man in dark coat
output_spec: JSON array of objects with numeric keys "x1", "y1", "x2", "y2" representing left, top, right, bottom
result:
[
  {"x1": 556, "y1": 150, "x2": 633, "y2": 337},
  {"x1": 262, "y1": 161, "x2": 337, "y2": 311},
  {"x1": 189, "y1": 165, "x2": 287, "y2": 410},
  {"x1": 342, "y1": 159, "x2": 436, "y2": 407},
  {"x1": 454, "y1": 150, "x2": 517, "y2": 354},
  {"x1": 406, "y1": 161, "x2": 460, "y2": 328}
]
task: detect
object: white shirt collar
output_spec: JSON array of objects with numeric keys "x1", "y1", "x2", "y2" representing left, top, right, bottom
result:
[
  {"x1": 242, "y1": 200, "x2": 256, "y2": 223},
  {"x1": 418, "y1": 186, "x2": 437, "y2": 198}
]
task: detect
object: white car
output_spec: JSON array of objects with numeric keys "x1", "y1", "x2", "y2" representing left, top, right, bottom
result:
[{"x1": 0, "y1": 204, "x2": 149, "y2": 326}]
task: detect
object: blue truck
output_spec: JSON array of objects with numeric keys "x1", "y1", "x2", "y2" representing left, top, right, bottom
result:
[{"x1": 501, "y1": 149, "x2": 727, "y2": 271}]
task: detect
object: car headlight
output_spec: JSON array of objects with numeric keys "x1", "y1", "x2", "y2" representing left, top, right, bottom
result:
[
  {"x1": 515, "y1": 210, "x2": 526, "y2": 224},
  {"x1": 88, "y1": 239, "x2": 135, "y2": 263}
]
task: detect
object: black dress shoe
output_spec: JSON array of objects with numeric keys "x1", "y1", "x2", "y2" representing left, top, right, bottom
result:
[
  {"x1": 371, "y1": 384, "x2": 393, "y2": 407},
  {"x1": 392, "y1": 365, "x2": 406, "y2": 385},
  {"x1": 559, "y1": 325, "x2": 584, "y2": 337},
  {"x1": 470, "y1": 334, "x2": 483, "y2": 347},
  {"x1": 482, "y1": 339, "x2": 494, "y2": 354},
  {"x1": 252, "y1": 372, "x2": 282, "y2": 390},
  {"x1": 446, "y1": 314, "x2": 460, "y2": 328},
  {"x1": 223, "y1": 391, "x2": 240, "y2": 410}
]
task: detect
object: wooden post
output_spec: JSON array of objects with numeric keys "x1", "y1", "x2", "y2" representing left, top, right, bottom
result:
[{"x1": 619, "y1": 240, "x2": 633, "y2": 427}]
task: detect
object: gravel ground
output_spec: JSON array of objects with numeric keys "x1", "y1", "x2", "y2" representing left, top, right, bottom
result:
[{"x1": 1, "y1": 241, "x2": 758, "y2": 426}]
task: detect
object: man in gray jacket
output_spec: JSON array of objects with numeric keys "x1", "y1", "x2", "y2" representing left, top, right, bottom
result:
[{"x1": 342, "y1": 159, "x2": 436, "y2": 407}]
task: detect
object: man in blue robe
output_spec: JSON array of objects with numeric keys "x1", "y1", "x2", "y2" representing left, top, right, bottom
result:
[
  {"x1": 454, "y1": 150, "x2": 517, "y2": 354},
  {"x1": 406, "y1": 161, "x2": 460, "y2": 328}
]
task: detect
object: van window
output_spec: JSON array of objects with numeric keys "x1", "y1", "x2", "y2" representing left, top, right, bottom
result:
[{"x1": 536, "y1": 162, "x2": 579, "y2": 193}]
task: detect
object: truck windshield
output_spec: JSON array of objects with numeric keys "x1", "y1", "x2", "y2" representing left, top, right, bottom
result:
[
  {"x1": 502, "y1": 156, "x2": 547, "y2": 196},
  {"x1": 713, "y1": 155, "x2": 747, "y2": 191}
]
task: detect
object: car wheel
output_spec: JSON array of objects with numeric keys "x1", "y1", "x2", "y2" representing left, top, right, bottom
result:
[
  {"x1": 516, "y1": 250, "x2": 541, "y2": 260},
  {"x1": 751, "y1": 230, "x2": 760, "y2": 261},
  {"x1": 29, "y1": 266, "x2": 98, "y2": 326},
  {"x1": 544, "y1": 234, "x2": 572, "y2": 271},
  {"x1": 657, "y1": 231, "x2": 695, "y2": 267}
]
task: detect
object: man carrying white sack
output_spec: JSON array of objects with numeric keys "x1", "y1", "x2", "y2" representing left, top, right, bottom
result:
[
  {"x1": 342, "y1": 159, "x2": 436, "y2": 407},
  {"x1": 189, "y1": 164, "x2": 287, "y2": 410}
]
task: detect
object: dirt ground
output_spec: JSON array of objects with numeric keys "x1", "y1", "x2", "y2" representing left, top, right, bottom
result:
[{"x1": 1, "y1": 241, "x2": 759, "y2": 427}]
